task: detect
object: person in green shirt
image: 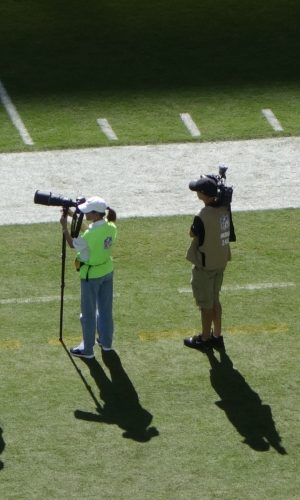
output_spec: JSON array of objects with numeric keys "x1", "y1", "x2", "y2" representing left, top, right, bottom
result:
[{"x1": 60, "y1": 196, "x2": 117, "y2": 359}]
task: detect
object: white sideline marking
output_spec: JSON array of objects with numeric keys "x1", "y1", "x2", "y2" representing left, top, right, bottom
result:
[
  {"x1": 261, "y1": 109, "x2": 284, "y2": 132},
  {"x1": 0, "y1": 295, "x2": 75, "y2": 305},
  {"x1": 178, "y1": 282, "x2": 296, "y2": 294},
  {"x1": 97, "y1": 118, "x2": 118, "y2": 141},
  {"x1": 0, "y1": 292, "x2": 120, "y2": 305},
  {"x1": 1, "y1": 283, "x2": 294, "y2": 305},
  {"x1": 180, "y1": 113, "x2": 201, "y2": 137},
  {"x1": 0, "y1": 79, "x2": 34, "y2": 145}
]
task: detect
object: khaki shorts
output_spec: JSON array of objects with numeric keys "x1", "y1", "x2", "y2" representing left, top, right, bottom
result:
[{"x1": 191, "y1": 266, "x2": 224, "y2": 309}]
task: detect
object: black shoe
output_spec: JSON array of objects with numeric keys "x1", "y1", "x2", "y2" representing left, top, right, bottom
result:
[
  {"x1": 184, "y1": 334, "x2": 212, "y2": 352},
  {"x1": 70, "y1": 347, "x2": 95, "y2": 359},
  {"x1": 210, "y1": 335, "x2": 225, "y2": 350}
]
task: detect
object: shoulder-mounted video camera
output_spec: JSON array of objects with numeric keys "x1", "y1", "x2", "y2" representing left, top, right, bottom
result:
[
  {"x1": 203, "y1": 165, "x2": 236, "y2": 242},
  {"x1": 34, "y1": 190, "x2": 86, "y2": 237},
  {"x1": 206, "y1": 165, "x2": 233, "y2": 208}
]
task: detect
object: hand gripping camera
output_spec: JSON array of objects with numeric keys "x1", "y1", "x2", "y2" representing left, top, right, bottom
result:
[{"x1": 34, "y1": 190, "x2": 86, "y2": 237}]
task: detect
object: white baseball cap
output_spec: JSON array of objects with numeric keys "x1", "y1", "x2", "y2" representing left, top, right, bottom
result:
[{"x1": 78, "y1": 196, "x2": 107, "y2": 213}]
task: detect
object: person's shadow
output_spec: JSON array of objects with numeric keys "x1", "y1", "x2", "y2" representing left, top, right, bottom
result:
[
  {"x1": 74, "y1": 350, "x2": 159, "y2": 442},
  {"x1": 0, "y1": 427, "x2": 5, "y2": 470},
  {"x1": 206, "y1": 348, "x2": 287, "y2": 454}
]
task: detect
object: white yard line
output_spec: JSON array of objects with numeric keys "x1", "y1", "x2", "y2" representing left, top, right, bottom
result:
[
  {"x1": 0, "y1": 79, "x2": 34, "y2": 145},
  {"x1": 261, "y1": 108, "x2": 284, "y2": 132},
  {"x1": 0, "y1": 295, "x2": 75, "y2": 305},
  {"x1": 178, "y1": 282, "x2": 296, "y2": 294},
  {"x1": 97, "y1": 118, "x2": 118, "y2": 140},
  {"x1": 1, "y1": 282, "x2": 295, "y2": 306},
  {"x1": 0, "y1": 293, "x2": 119, "y2": 305},
  {"x1": 180, "y1": 113, "x2": 201, "y2": 137}
]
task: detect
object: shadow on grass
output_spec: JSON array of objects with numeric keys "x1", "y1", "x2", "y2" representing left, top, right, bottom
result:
[
  {"x1": 0, "y1": 427, "x2": 5, "y2": 471},
  {"x1": 61, "y1": 341, "x2": 159, "y2": 442},
  {"x1": 206, "y1": 349, "x2": 287, "y2": 454}
]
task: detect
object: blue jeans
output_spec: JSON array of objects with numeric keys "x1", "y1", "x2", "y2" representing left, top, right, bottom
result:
[{"x1": 80, "y1": 272, "x2": 114, "y2": 354}]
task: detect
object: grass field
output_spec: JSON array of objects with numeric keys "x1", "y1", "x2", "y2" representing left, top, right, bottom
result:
[
  {"x1": 1, "y1": 1, "x2": 300, "y2": 498},
  {"x1": 1, "y1": 209, "x2": 299, "y2": 499},
  {"x1": 1, "y1": 84, "x2": 300, "y2": 152}
]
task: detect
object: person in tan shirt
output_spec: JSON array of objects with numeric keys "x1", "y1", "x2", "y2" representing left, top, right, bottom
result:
[{"x1": 184, "y1": 176, "x2": 232, "y2": 353}]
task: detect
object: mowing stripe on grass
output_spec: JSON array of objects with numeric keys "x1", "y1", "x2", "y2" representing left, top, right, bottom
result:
[
  {"x1": 1, "y1": 322, "x2": 287, "y2": 350},
  {"x1": 138, "y1": 323, "x2": 289, "y2": 341},
  {"x1": 0, "y1": 340, "x2": 21, "y2": 349},
  {"x1": 261, "y1": 109, "x2": 284, "y2": 132},
  {"x1": 97, "y1": 118, "x2": 118, "y2": 141},
  {"x1": 2, "y1": 323, "x2": 289, "y2": 349},
  {"x1": 178, "y1": 282, "x2": 296, "y2": 294},
  {"x1": 228, "y1": 323, "x2": 289, "y2": 335},
  {"x1": 139, "y1": 329, "x2": 194, "y2": 341},
  {"x1": 48, "y1": 336, "x2": 81, "y2": 346},
  {"x1": 0, "y1": 79, "x2": 34, "y2": 145},
  {"x1": 180, "y1": 113, "x2": 201, "y2": 137}
]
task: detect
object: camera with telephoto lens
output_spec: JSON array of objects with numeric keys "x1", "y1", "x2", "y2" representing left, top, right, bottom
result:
[
  {"x1": 34, "y1": 190, "x2": 86, "y2": 209},
  {"x1": 34, "y1": 190, "x2": 86, "y2": 237},
  {"x1": 206, "y1": 164, "x2": 233, "y2": 207}
]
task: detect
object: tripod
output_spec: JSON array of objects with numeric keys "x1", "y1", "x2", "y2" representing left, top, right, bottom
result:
[{"x1": 59, "y1": 208, "x2": 84, "y2": 341}]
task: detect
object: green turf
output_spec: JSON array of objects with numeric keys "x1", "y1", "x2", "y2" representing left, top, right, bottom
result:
[
  {"x1": 0, "y1": 0, "x2": 300, "y2": 152},
  {"x1": 1, "y1": 1, "x2": 299, "y2": 496},
  {"x1": 1, "y1": 85, "x2": 300, "y2": 152},
  {"x1": 1, "y1": 209, "x2": 299, "y2": 498}
]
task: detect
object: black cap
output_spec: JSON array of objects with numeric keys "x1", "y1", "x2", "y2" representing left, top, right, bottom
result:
[{"x1": 189, "y1": 176, "x2": 218, "y2": 197}]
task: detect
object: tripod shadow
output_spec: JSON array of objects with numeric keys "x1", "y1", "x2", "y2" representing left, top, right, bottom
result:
[
  {"x1": 206, "y1": 349, "x2": 287, "y2": 454},
  {"x1": 0, "y1": 427, "x2": 5, "y2": 470},
  {"x1": 73, "y1": 350, "x2": 159, "y2": 442}
]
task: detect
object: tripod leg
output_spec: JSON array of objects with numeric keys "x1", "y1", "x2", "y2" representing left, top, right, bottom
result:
[{"x1": 59, "y1": 232, "x2": 66, "y2": 341}]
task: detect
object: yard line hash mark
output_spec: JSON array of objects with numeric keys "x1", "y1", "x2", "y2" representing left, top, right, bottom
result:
[
  {"x1": 0, "y1": 79, "x2": 34, "y2": 145},
  {"x1": 97, "y1": 118, "x2": 118, "y2": 141},
  {"x1": 261, "y1": 109, "x2": 284, "y2": 132},
  {"x1": 180, "y1": 113, "x2": 201, "y2": 138}
]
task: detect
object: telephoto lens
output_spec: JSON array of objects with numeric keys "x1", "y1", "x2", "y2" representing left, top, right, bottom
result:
[{"x1": 34, "y1": 190, "x2": 77, "y2": 207}]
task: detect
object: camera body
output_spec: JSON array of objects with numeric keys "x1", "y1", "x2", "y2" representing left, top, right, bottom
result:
[
  {"x1": 207, "y1": 165, "x2": 236, "y2": 242},
  {"x1": 206, "y1": 165, "x2": 233, "y2": 207},
  {"x1": 34, "y1": 191, "x2": 86, "y2": 210},
  {"x1": 34, "y1": 191, "x2": 86, "y2": 237}
]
